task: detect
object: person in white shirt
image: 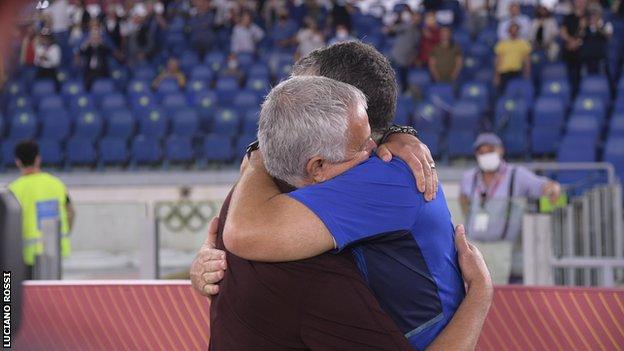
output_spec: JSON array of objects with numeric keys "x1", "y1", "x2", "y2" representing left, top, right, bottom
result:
[
  {"x1": 328, "y1": 24, "x2": 356, "y2": 46},
  {"x1": 529, "y1": 5, "x2": 560, "y2": 61},
  {"x1": 498, "y1": 2, "x2": 531, "y2": 40},
  {"x1": 462, "y1": 0, "x2": 491, "y2": 39},
  {"x1": 295, "y1": 17, "x2": 325, "y2": 60},
  {"x1": 230, "y1": 12, "x2": 265, "y2": 54},
  {"x1": 34, "y1": 30, "x2": 62, "y2": 84}
]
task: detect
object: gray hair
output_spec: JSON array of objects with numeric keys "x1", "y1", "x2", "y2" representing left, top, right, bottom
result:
[{"x1": 258, "y1": 76, "x2": 367, "y2": 186}]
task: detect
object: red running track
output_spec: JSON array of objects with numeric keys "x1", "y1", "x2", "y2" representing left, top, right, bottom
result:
[{"x1": 10, "y1": 282, "x2": 624, "y2": 351}]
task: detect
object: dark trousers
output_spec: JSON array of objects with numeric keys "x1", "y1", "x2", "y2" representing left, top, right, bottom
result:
[
  {"x1": 565, "y1": 58, "x2": 582, "y2": 94},
  {"x1": 500, "y1": 71, "x2": 522, "y2": 92}
]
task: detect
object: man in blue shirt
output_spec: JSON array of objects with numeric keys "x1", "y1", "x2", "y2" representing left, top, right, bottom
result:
[{"x1": 224, "y1": 75, "x2": 466, "y2": 350}]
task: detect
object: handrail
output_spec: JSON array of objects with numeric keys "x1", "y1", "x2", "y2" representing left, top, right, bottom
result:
[{"x1": 519, "y1": 162, "x2": 617, "y2": 185}]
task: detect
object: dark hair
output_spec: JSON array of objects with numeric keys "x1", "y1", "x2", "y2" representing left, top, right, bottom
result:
[
  {"x1": 292, "y1": 41, "x2": 397, "y2": 135},
  {"x1": 14, "y1": 140, "x2": 39, "y2": 167}
]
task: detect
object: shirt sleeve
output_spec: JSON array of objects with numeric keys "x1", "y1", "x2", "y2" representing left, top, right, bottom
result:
[
  {"x1": 287, "y1": 158, "x2": 423, "y2": 250},
  {"x1": 513, "y1": 166, "x2": 548, "y2": 198}
]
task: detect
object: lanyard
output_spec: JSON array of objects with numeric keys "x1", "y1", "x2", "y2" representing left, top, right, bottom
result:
[
  {"x1": 471, "y1": 165, "x2": 507, "y2": 209},
  {"x1": 469, "y1": 166, "x2": 517, "y2": 240}
]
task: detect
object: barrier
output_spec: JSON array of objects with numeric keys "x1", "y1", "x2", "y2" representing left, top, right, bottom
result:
[{"x1": 12, "y1": 282, "x2": 624, "y2": 351}]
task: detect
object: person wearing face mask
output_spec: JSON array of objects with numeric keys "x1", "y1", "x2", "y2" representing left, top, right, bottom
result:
[
  {"x1": 459, "y1": 133, "x2": 561, "y2": 284},
  {"x1": 383, "y1": 8, "x2": 421, "y2": 92},
  {"x1": 328, "y1": 24, "x2": 355, "y2": 46}
]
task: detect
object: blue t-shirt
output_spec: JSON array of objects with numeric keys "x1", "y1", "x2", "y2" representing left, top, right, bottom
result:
[{"x1": 288, "y1": 156, "x2": 465, "y2": 350}]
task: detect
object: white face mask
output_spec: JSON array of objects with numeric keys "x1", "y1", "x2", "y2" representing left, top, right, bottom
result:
[
  {"x1": 477, "y1": 152, "x2": 501, "y2": 172},
  {"x1": 336, "y1": 30, "x2": 348, "y2": 38},
  {"x1": 401, "y1": 11, "x2": 411, "y2": 22}
]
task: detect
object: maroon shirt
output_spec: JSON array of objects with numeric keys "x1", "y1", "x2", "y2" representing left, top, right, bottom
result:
[{"x1": 209, "y1": 188, "x2": 413, "y2": 350}]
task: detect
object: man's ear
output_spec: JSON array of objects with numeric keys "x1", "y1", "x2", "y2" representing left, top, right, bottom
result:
[{"x1": 305, "y1": 156, "x2": 326, "y2": 183}]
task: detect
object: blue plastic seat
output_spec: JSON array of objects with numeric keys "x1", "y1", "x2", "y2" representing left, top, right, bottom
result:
[
  {"x1": 609, "y1": 112, "x2": 624, "y2": 138},
  {"x1": 501, "y1": 129, "x2": 527, "y2": 156},
  {"x1": 190, "y1": 65, "x2": 214, "y2": 82},
  {"x1": 215, "y1": 77, "x2": 239, "y2": 104},
  {"x1": 31, "y1": 79, "x2": 57, "y2": 99},
  {"x1": 106, "y1": 109, "x2": 135, "y2": 140},
  {"x1": 99, "y1": 137, "x2": 128, "y2": 164},
  {"x1": 204, "y1": 52, "x2": 226, "y2": 72},
  {"x1": 495, "y1": 98, "x2": 528, "y2": 131},
  {"x1": 131, "y1": 135, "x2": 162, "y2": 164},
  {"x1": 531, "y1": 127, "x2": 560, "y2": 155},
  {"x1": 242, "y1": 109, "x2": 259, "y2": 134},
  {"x1": 186, "y1": 78, "x2": 209, "y2": 95},
  {"x1": 580, "y1": 75, "x2": 610, "y2": 98},
  {"x1": 1, "y1": 140, "x2": 16, "y2": 167},
  {"x1": 3, "y1": 81, "x2": 26, "y2": 98},
  {"x1": 127, "y1": 79, "x2": 151, "y2": 96},
  {"x1": 110, "y1": 67, "x2": 129, "y2": 89},
  {"x1": 541, "y1": 63, "x2": 567, "y2": 81},
  {"x1": 100, "y1": 93, "x2": 127, "y2": 110},
  {"x1": 129, "y1": 92, "x2": 156, "y2": 112},
  {"x1": 235, "y1": 133, "x2": 257, "y2": 160},
  {"x1": 67, "y1": 93, "x2": 95, "y2": 112},
  {"x1": 504, "y1": 79, "x2": 534, "y2": 104},
  {"x1": 38, "y1": 139, "x2": 63, "y2": 166},
  {"x1": 407, "y1": 69, "x2": 431, "y2": 90},
  {"x1": 40, "y1": 109, "x2": 70, "y2": 141},
  {"x1": 417, "y1": 130, "x2": 440, "y2": 157},
  {"x1": 9, "y1": 111, "x2": 37, "y2": 140},
  {"x1": 247, "y1": 63, "x2": 270, "y2": 78},
  {"x1": 449, "y1": 100, "x2": 481, "y2": 131},
  {"x1": 74, "y1": 110, "x2": 103, "y2": 141},
  {"x1": 233, "y1": 90, "x2": 260, "y2": 113},
  {"x1": 212, "y1": 108, "x2": 240, "y2": 135},
  {"x1": 138, "y1": 107, "x2": 168, "y2": 138},
  {"x1": 61, "y1": 80, "x2": 85, "y2": 100},
  {"x1": 203, "y1": 134, "x2": 234, "y2": 162},
  {"x1": 533, "y1": 97, "x2": 565, "y2": 128},
  {"x1": 91, "y1": 78, "x2": 116, "y2": 98},
  {"x1": 413, "y1": 101, "x2": 445, "y2": 132},
  {"x1": 171, "y1": 108, "x2": 199, "y2": 137},
  {"x1": 165, "y1": 135, "x2": 195, "y2": 163},
  {"x1": 447, "y1": 130, "x2": 475, "y2": 158},
  {"x1": 603, "y1": 137, "x2": 624, "y2": 181},
  {"x1": 572, "y1": 95, "x2": 606, "y2": 121},
  {"x1": 66, "y1": 137, "x2": 97, "y2": 165},
  {"x1": 460, "y1": 82, "x2": 489, "y2": 110},
  {"x1": 473, "y1": 68, "x2": 494, "y2": 84},
  {"x1": 557, "y1": 135, "x2": 597, "y2": 162},
  {"x1": 133, "y1": 66, "x2": 156, "y2": 81},
  {"x1": 245, "y1": 77, "x2": 270, "y2": 95},
  {"x1": 426, "y1": 84, "x2": 455, "y2": 107},
  {"x1": 180, "y1": 51, "x2": 200, "y2": 74},
  {"x1": 540, "y1": 79, "x2": 571, "y2": 106},
  {"x1": 566, "y1": 115, "x2": 601, "y2": 139},
  {"x1": 162, "y1": 93, "x2": 188, "y2": 111},
  {"x1": 156, "y1": 78, "x2": 181, "y2": 96}
]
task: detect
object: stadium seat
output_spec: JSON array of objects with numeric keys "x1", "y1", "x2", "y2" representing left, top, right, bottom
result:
[
  {"x1": 504, "y1": 79, "x2": 534, "y2": 104},
  {"x1": 245, "y1": 77, "x2": 270, "y2": 95},
  {"x1": 572, "y1": 95, "x2": 606, "y2": 121},
  {"x1": 413, "y1": 101, "x2": 445, "y2": 132},
  {"x1": 204, "y1": 51, "x2": 226, "y2": 72},
  {"x1": 66, "y1": 137, "x2": 97, "y2": 165},
  {"x1": 106, "y1": 109, "x2": 135, "y2": 140},
  {"x1": 203, "y1": 135, "x2": 234, "y2": 162},
  {"x1": 100, "y1": 93, "x2": 127, "y2": 111},
  {"x1": 38, "y1": 139, "x2": 63, "y2": 166},
  {"x1": 407, "y1": 69, "x2": 431, "y2": 90},
  {"x1": 495, "y1": 98, "x2": 528, "y2": 131},
  {"x1": 68, "y1": 93, "x2": 95, "y2": 112},
  {"x1": 40, "y1": 109, "x2": 70, "y2": 141},
  {"x1": 541, "y1": 63, "x2": 567, "y2": 81},
  {"x1": 162, "y1": 93, "x2": 188, "y2": 111},
  {"x1": 3, "y1": 81, "x2": 25, "y2": 98},
  {"x1": 603, "y1": 137, "x2": 624, "y2": 181},
  {"x1": 38, "y1": 95, "x2": 64, "y2": 111},
  {"x1": 9, "y1": 111, "x2": 36, "y2": 140},
  {"x1": 417, "y1": 131, "x2": 440, "y2": 157},
  {"x1": 190, "y1": 65, "x2": 214, "y2": 82},
  {"x1": 0, "y1": 113, "x2": 4, "y2": 137},
  {"x1": 133, "y1": 66, "x2": 156, "y2": 81},
  {"x1": 91, "y1": 78, "x2": 116, "y2": 97},
  {"x1": 74, "y1": 111, "x2": 103, "y2": 141},
  {"x1": 193, "y1": 90, "x2": 218, "y2": 124},
  {"x1": 473, "y1": 68, "x2": 494, "y2": 84},
  {"x1": 566, "y1": 115, "x2": 601, "y2": 139},
  {"x1": 557, "y1": 135, "x2": 597, "y2": 162},
  {"x1": 127, "y1": 79, "x2": 151, "y2": 96},
  {"x1": 139, "y1": 107, "x2": 168, "y2": 138},
  {"x1": 460, "y1": 82, "x2": 489, "y2": 109},
  {"x1": 235, "y1": 133, "x2": 257, "y2": 159},
  {"x1": 180, "y1": 51, "x2": 200, "y2": 74},
  {"x1": 186, "y1": 79, "x2": 209, "y2": 97},
  {"x1": 609, "y1": 113, "x2": 624, "y2": 138},
  {"x1": 156, "y1": 78, "x2": 182, "y2": 96},
  {"x1": 61, "y1": 80, "x2": 85, "y2": 100},
  {"x1": 501, "y1": 129, "x2": 527, "y2": 157},
  {"x1": 31, "y1": 79, "x2": 57, "y2": 99},
  {"x1": 1, "y1": 140, "x2": 16, "y2": 167},
  {"x1": 579, "y1": 75, "x2": 610, "y2": 99},
  {"x1": 447, "y1": 130, "x2": 475, "y2": 158},
  {"x1": 233, "y1": 90, "x2": 260, "y2": 111},
  {"x1": 215, "y1": 77, "x2": 239, "y2": 104},
  {"x1": 533, "y1": 97, "x2": 565, "y2": 128},
  {"x1": 449, "y1": 100, "x2": 481, "y2": 131},
  {"x1": 99, "y1": 137, "x2": 129, "y2": 165},
  {"x1": 540, "y1": 79, "x2": 571, "y2": 106},
  {"x1": 171, "y1": 108, "x2": 199, "y2": 137},
  {"x1": 531, "y1": 127, "x2": 560, "y2": 155},
  {"x1": 212, "y1": 108, "x2": 240, "y2": 135},
  {"x1": 131, "y1": 135, "x2": 162, "y2": 164},
  {"x1": 247, "y1": 63, "x2": 270, "y2": 78},
  {"x1": 7, "y1": 95, "x2": 33, "y2": 114},
  {"x1": 426, "y1": 84, "x2": 454, "y2": 107},
  {"x1": 242, "y1": 109, "x2": 259, "y2": 134},
  {"x1": 111, "y1": 67, "x2": 129, "y2": 89},
  {"x1": 165, "y1": 135, "x2": 195, "y2": 163}
]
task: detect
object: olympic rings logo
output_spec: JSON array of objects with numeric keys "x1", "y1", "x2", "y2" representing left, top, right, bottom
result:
[{"x1": 154, "y1": 200, "x2": 222, "y2": 233}]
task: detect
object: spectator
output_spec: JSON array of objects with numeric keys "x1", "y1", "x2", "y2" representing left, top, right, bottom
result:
[
  {"x1": 384, "y1": 8, "x2": 421, "y2": 90},
  {"x1": 79, "y1": 24, "x2": 111, "y2": 90},
  {"x1": 494, "y1": 22, "x2": 531, "y2": 90},
  {"x1": 34, "y1": 30, "x2": 62, "y2": 83},
  {"x1": 189, "y1": 0, "x2": 216, "y2": 59},
  {"x1": 295, "y1": 17, "x2": 325, "y2": 60},
  {"x1": 19, "y1": 25, "x2": 38, "y2": 67},
  {"x1": 152, "y1": 57, "x2": 186, "y2": 89},
  {"x1": 103, "y1": 4, "x2": 124, "y2": 51},
  {"x1": 126, "y1": 5, "x2": 158, "y2": 64},
  {"x1": 230, "y1": 12, "x2": 264, "y2": 54},
  {"x1": 463, "y1": 0, "x2": 491, "y2": 39},
  {"x1": 498, "y1": 2, "x2": 531, "y2": 40},
  {"x1": 270, "y1": 8, "x2": 298, "y2": 52},
  {"x1": 328, "y1": 24, "x2": 355, "y2": 46},
  {"x1": 329, "y1": 0, "x2": 352, "y2": 31},
  {"x1": 580, "y1": 5, "x2": 612, "y2": 74},
  {"x1": 43, "y1": 0, "x2": 71, "y2": 65},
  {"x1": 417, "y1": 11, "x2": 441, "y2": 65},
  {"x1": 529, "y1": 5, "x2": 560, "y2": 62},
  {"x1": 221, "y1": 53, "x2": 246, "y2": 83},
  {"x1": 429, "y1": 26, "x2": 463, "y2": 83},
  {"x1": 459, "y1": 133, "x2": 561, "y2": 284},
  {"x1": 560, "y1": 0, "x2": 588, "y2": 93}
]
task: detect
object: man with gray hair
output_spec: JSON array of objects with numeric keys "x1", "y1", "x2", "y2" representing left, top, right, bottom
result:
[{"x1": 223, "y1": 75, "x2": 478, "y2": 350}]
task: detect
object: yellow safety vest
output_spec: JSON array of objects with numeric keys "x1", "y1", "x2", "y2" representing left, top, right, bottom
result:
[{"x1": 8, "y1": 172, "x2": 71, "y2": 266}]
